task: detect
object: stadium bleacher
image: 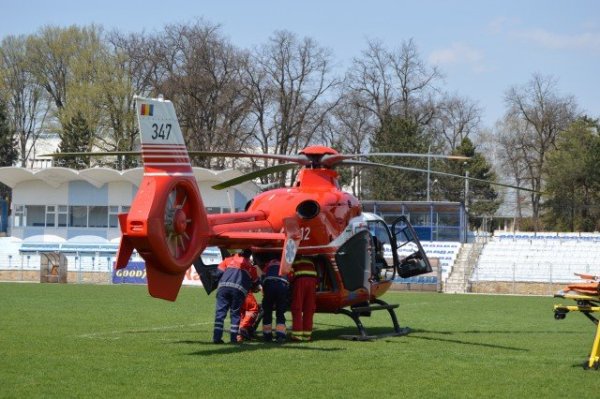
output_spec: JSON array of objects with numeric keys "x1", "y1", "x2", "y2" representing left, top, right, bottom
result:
[{"x1": 473, "y1": 233, "x2": 600, "y2": 283}]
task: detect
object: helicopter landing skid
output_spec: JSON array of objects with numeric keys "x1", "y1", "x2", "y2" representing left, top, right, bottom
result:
[{"x1": 338, "y1": 299, "x2": 411, "y2": 341}]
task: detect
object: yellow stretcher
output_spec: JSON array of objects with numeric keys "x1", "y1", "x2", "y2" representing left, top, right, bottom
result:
[{"x1": 554, "y1": 274, "x2": 600, "y2": 370}]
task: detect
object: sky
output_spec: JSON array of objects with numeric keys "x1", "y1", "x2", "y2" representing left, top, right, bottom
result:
[{"x1": 1, "y1": 0, "x2": 599, "y2": 128}]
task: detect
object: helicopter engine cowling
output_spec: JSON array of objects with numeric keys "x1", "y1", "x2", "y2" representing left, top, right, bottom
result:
[{"x1": 296, "y1": 199, "x2": 320, "y2": 219}]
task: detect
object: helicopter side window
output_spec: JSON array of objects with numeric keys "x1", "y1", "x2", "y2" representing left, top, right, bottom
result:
[
  {"x1": 335, "y1": 230, "x2": 370, "y2": 291},
  {"x1": 315, "y1": 257, "x2": 337, "y2": 292}
]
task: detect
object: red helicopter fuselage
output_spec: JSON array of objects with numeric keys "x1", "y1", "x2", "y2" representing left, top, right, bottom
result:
[{"x1": 205, "y1": 163, "x2": 390, "y2": 312}]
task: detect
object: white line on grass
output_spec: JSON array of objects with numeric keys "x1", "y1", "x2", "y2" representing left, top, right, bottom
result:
[{"x1": 77, "y1": 321, "x2": 213, "y2": 339}]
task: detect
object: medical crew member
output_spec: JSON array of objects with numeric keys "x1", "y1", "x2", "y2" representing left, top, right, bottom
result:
[
  {"x1": 212, "y1": 249, "x2": 258, "y2": 344},
  {"x1": 238, "y1": 290, "x2": 260, "y2": 341},
  {"x1": 261, "y1": 258, "x2": 289, "y2": 343},
  {"x1": 290, "y1": 257, "x2": 318, "y2": 341}
]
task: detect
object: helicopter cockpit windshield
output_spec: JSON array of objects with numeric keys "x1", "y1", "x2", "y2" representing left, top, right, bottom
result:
[{"x1": 391, "y1": 216, "x2": 432, "y2": 278}]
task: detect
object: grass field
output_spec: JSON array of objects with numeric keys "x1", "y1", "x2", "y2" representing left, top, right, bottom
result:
[{"x1": 1, "y1": 282, "x2": 599, "y2": 398}]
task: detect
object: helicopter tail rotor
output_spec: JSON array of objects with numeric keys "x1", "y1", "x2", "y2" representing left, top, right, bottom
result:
[{"x1": 115, "y1": 97, "x2": 210, "y2": 301}]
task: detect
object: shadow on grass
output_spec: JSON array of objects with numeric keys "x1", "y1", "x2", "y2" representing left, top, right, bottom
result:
[
  {"x1": 311, "y1": 324, "x2": 534, "y2": 351},
  {"x1": 411, "y1": 328, "x2": 585, "y2": 335},
  {"x1": 407, "y1": 334, "x2": 527, "y2": 351},
  {"x1": 409, "y1": 329, "x2": 528, "y2": 351},
  {"x1": 178, "y1": 340, "x2": 346, "y2": 356}
]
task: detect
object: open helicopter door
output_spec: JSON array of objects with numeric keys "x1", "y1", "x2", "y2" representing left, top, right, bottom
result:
[{"x1": 390, "y1": 216, "x2": 432, "y2": 278}]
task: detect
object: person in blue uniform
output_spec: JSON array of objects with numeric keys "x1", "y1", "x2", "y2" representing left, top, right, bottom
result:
[
  {"x1": 212, "y1": 249, "x2": 258, "y2": 344},
  {"x1": 261, "y1": 258, "x2": 289, "y2": 343}
]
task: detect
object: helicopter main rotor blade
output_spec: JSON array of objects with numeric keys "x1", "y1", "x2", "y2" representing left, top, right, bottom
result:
[
  {"x1": 41, "y1": 151, "x2": 141, "y2": 158},
  {"x1": 321, "y1": 152, "x2": 469, "y2": 167},
  {"x1": 189, "y1": 151, "x2": 311, "y2": 165},
  {"x1": 42, "y1": 150, "x2": 311, "y2": 164},
  {"x1": 341, "y1": 160, "x2": 541, "y2": 193},
  {"x1": 212, "y1": 163, "x2": 298, "y2": 190}
]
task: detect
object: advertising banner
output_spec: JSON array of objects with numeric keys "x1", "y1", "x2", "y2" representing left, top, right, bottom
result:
[
  {"x1": 112, "y1": 261, "x2": 203, "y2": 286},
  {"x1": 112, "y1": 261, "x2": 147, "y2": 284}
]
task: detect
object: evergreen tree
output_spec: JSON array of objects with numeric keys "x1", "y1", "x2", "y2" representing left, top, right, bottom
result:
[
  {"x1": 58, "y1": 111, "x2": 93, "y2": 170},
  {"x1": 364, "y1": 115, "x2": 431, "y2": 200},
  {"x1": 0, "y1": 101, "x2": 18, "y2": 200},
  {"x1": 543, "y1": 117, "x2": 600, "y2": 231},
  {"x1": 437, "y1": 137, "x2": 499, "y2": 229},
  {"x1": 0, "y1": 101, "x2": 18, "y2": 166}
]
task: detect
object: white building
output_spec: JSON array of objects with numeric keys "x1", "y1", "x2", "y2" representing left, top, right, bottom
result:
[{"x1": 0, "y1": 166, "x2": 259, "y2": 282}]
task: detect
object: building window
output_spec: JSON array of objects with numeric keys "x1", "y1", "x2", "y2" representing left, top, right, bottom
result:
[
  {"x1": 26, "y1": 205, "x2": 45, "y2": 227},
  {"x1": 70, "y1": 206, "x2": 88, "y2": 227},
  {"x1": 14, "y1": 205, "x2": 24, "y2": 227},
  {"x1": 45, "y1": 205, "x2": 56, "y2": 227},
  {"x1": 109, "y1": 206, "x2": 119, "y2": 228},
  {"x1": 58, "y1": 206, "x2": 68, "y2": 227},
  {"x1": 89, "y1": 206, "x2": 108, "y2": 228},
  {"x1": 108, "y1": 206, "x2": 130, "y2": 228}
]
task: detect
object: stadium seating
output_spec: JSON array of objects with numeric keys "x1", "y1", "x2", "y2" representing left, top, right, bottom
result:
[{"x1": 473, "y1": 233, "x2": 600, "y2": 283}]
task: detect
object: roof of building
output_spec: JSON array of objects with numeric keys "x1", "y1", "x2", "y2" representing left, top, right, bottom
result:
[{"x1": 0, "y1": 166, "x2": 258, "y2": 194}]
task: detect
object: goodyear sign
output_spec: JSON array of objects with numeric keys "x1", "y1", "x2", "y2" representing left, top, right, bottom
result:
[
  {"x1": 112, "y1": 262, "x2": 147, "y2": 284},
  {"x1": 112, "y1": 261, "x2": 203, "y2": 286}
]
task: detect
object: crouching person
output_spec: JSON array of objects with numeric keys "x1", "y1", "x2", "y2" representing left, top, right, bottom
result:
[{"x1": 238, "y1": 289, "x2": 260, "y2": 342}]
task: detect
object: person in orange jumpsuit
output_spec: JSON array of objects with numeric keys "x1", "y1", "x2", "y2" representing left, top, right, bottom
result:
[
  {"x1": 290, "y1": 257, "x2": 318, "y2": 341},
  {"x1": 238, "y1": 291, "x2": 260, "y2": 341}
]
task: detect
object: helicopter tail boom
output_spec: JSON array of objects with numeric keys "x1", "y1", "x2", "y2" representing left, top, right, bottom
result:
[{"x1": 116, "y1": 96, "x2": 210, "y2": 301}]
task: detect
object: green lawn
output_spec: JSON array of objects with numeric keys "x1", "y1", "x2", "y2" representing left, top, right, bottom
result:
[{"x1": 0, "y1": 283, "x2": 598, "y2": 398}]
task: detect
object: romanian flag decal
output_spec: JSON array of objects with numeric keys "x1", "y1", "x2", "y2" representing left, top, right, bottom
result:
[{"x1": 140, "y1": 103, "x2": 154, "y2": 116}]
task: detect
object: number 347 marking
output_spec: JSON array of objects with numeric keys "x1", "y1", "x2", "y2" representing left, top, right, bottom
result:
[{"x1": 151, "y1": 123, "x2": 172, "y2": 140}]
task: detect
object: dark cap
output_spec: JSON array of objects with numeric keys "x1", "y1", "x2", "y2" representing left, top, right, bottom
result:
[{"x1": 240, "y1": 248, "x2": 252, "y2": 258}]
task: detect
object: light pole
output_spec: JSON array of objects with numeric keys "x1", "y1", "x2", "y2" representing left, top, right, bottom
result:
[
  {"x1": 426, "y1": 145, "x2": 431, "y2": 202},
  {"x1": 465, "y1": 170, "x2": 469, "y2": 211}
]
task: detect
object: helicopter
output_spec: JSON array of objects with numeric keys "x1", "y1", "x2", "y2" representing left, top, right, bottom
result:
[{"x1": 79, "y1": 95, "x2": 533, "y2": 340}]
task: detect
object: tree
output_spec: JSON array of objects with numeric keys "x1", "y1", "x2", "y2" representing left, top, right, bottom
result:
[
  {"x1": 95, "y1": 30, "x2": 154, "y2": 169},
  {"x1": 345, "y1": 38, "x2": 442, "y2": 128},
  {"x1": 27, "y1": 25, "x2": 105, "y2": 128},
  {"x1": 0, "y1": 100, "x2": 18, "y2": 199},
  {"x1": 432, "y1": 93, "x2": 482, "y2": 151},
  {"x1": 543, "y1": 117, "x2": 600, "y2": 231},
  {"x1": 437, "y1": 138, "x2": 499, "y2": 230},
  {"x1": 327, "y1": 92, "x2": 375, "y2": 197},
  {"x1": 150, "y1": 21, "x2": 254, "y2": 169},
  {"x1": 0, "y1": 34, "x2": 50, "y2": 167},
  {"x1": 503, "y1": 73, "x2": 578, "y2": 228},
  {"x1": 58, "y1": 111, "x2": 92, "y2": 169},
  {"x1": 246, "y1": 30, "x2": 339, "y2": 186},
  {"x1": 494, "y1": 118, "x2": 531, "y2": 229},
  {"x1": 364, "y1": 116, "x2": 430, "y2": 200}
]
